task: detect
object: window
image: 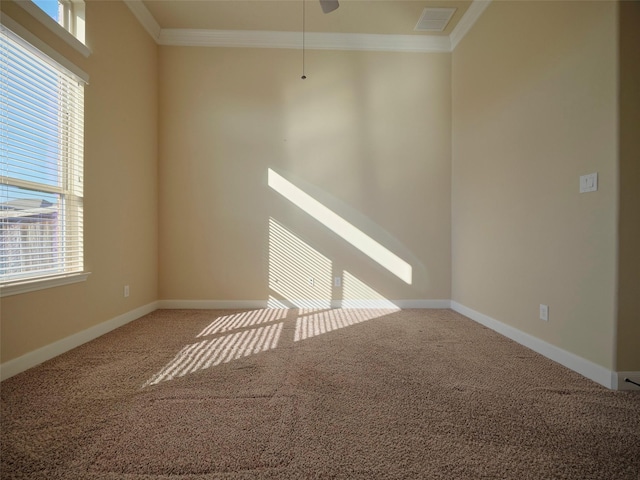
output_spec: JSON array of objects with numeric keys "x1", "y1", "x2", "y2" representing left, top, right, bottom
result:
[
  {"x1": 14, "y1": 0, "x2": 88, "y2": 56},
  {"x1": 32, "y1": 0, "x2": 63, "y2": 23},
  {"x1": 32, "y1": 0, "x2": 86, "y2": 44},
  {"x1": 0, "y1": 23, "x2": 86, "y2": 290}
]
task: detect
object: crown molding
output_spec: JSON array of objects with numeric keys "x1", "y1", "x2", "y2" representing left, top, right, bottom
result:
[
  {"x1": 126, "y1": 0, "x2": 491, "y2": 53},
  {"x1": 123, "y1": 0, "x2": 161, "y2": 42},
  {"x1": 159, "y1": 29, "x2": 451, "y2": 52},
  {"x1": 449, "y1": 0, "x2": 492, "y2": 50}
]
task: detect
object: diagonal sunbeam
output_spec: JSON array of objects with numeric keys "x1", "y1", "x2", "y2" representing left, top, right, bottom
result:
[{"x1": 268, "y1": 169, "x2": 412, "y2": 284}]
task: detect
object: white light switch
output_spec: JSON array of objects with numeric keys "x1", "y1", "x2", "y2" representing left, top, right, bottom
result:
[{"x1": 580, "y1": 173, "x2": 598, "y2": 193}]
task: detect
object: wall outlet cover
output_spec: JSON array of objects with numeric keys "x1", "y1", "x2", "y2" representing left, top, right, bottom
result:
[{"x1": 539, "y1": 304, "x2": 549, "y2": 321}]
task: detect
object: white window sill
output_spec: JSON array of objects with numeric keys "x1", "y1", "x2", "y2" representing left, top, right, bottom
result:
[{"x1": 0, "y1": 272, "x2": 91, "y2": 297}]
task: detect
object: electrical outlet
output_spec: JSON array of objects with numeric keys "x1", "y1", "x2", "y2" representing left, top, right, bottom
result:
[
  {"x1": 124, "y1": 285, "x2": 130, "y2": 298},
  {"x1": 334, "y1": 276, "x2": 342, "y2": 287},
  {"x1": 308, "y1": 277, "x2": 314, "y2": 287},
  {"x1": 539, "y1": 304, "x2": 549, "y2": 321}
]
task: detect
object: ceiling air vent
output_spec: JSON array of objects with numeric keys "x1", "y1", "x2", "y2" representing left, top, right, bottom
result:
[{"x1": 414, "y1": 7, "x2": 457, "y2": 32}]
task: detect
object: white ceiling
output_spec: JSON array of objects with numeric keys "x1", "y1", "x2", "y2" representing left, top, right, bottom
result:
[
  {"x1": 125, "y1": 0, "x2": 490, "y2": 52},
  {"x1": 142, "y1": 0, "x2": 473, "y2": 36}
]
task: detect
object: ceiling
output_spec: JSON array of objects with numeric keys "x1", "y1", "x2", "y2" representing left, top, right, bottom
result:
[
  {"x1": 125, "y1": 0, "x2": 489, "y2": 52},
  {"x1": 141, "y1": 0, "x2": 473, "y2": 37}
]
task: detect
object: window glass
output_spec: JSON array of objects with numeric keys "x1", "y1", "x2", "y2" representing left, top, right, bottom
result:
[
  {"x1": 1, "y1": 25, "x2": 85, "y2": 284},
  {"x1": 32, "y1": 0, "x2": 61, "y2": 23}
]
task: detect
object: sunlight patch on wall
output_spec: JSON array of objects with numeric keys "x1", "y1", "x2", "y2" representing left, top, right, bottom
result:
[
  {"x1": 143, "y1": 321, "x2": 283, "y2": 387},
  {"x1": 341, "y1": 270, "x2": 399, "y2": 309},
  {"x1": 268, "y1": 169, "x2": 412, "y2": 284},
  {"x1": 268, "y1": 217, "x2": 332, "y2": 309},
  {"x1": 197, "y1": 309, "x2": 287, "y2": 337},
  {"x1": 294, "y1": 308, "x2": 398, "y2": 342}
]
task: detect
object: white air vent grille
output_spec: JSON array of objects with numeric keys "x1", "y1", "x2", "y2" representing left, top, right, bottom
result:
[{"x1": 415, "y1": 7, "x2": 457, "y2": 32}]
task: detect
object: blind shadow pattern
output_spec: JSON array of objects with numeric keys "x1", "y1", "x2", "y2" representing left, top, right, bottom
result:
[
  {"x1": 143, "y1": 307, "x2": 398, "y2": 387},
  {"x1": 294, "y1": 308, "x2": 397, "y2": 342},
  {"x1": 143, "y1": 312, "x2": 285, "y2": 387}
]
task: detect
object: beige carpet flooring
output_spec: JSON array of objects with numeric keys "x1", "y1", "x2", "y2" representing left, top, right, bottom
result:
[{"x1": 1, "y1": 308, "x2": 639, "y2": 479}]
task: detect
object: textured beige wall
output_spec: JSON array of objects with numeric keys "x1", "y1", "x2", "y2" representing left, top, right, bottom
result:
[
  {"x1": 616, "y1": 0, "x2": 640, "y2": 372},
  {"x1": 0, "y1": 0, "x2": 158, "y2": 363},
  {"x1": 3, "y1": 0, "x2": 631, "y2": 378},
  {"x1": 159, "y1": 47, "x2": 451, "y2": 304},
  {"x1": 452, "y1": 1, "x2": 618, "y2": 369}
]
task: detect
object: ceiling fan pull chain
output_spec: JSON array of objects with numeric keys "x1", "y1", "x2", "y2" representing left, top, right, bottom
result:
[{"x1": 301, "y1": 0, "x2": 307, "y2": 79}]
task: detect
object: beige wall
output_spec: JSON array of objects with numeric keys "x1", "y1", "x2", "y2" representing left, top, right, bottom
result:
[
  {"x1": 616, "y1": 0, "x2": 640, "y2": 372},
  {"x1": 0, "y1": 0, "x2": 158, "y2": 363},
  {"x1": 2, "y1": 0, "x2": 634, "y2": 377},
  {"x1": 452, "y1": 1, "x2": 619, "y2": 369},
  {"x1": 159, "y1": 47, "x2": 452, "y2": 304}
]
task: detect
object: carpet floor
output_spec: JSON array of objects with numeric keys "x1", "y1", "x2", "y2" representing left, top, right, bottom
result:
[{"x1": 1, "y1": 308, "x2": 639, "y2": 479}]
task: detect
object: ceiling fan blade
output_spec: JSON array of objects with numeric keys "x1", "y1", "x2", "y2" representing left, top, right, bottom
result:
[{"x1": 319, "y1": 0, "x2": 339, "y2": 14}]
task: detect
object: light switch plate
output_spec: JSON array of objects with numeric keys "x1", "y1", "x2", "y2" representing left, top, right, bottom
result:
[{"x1": 580, "y1": 173, "x2": 598, "y2": 193}]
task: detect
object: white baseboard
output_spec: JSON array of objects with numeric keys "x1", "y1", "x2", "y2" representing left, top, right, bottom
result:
[
  {"x1": 0, "y1": 301, "x2": 158, "y2": 381},
  {"x1": 450, "y1": 301, "x2": 615, "y2": 389},
  {"x1": 388, "y1": 299, "x2": 451, "y2": 309},
  {"x1": 158, "y1": 299, "x2": 269, "y2": 309},
  {"x1": 5, "y1": 298, "x2": 633, "y2": 392},
  {"x1": 158, "y1": 299, "x2": 451, "y2": 310},
  {"x1": 613, "y1": 371, "x2": 640, "y2": 391}
]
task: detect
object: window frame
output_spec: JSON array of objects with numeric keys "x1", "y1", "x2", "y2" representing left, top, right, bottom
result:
[
  {"x1": 0, "y1": 15, "x2": 90, "y2": 298},
  {"x1": 14, "y1": 0, "x2": 90, "y2": 58}
]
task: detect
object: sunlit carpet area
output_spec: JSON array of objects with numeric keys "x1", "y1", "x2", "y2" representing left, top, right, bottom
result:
[{"x1": 2, "y1": 308, "x2": 639, "y2": 479}]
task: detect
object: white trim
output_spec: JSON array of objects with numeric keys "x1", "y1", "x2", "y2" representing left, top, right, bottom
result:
[
  {"x1": 122, "y1": 0, "x2": 488, "y2": 53},
  {"x1": 0, "y1": 14, "x2": 90, "y2": 83},
  {"x1": 612, "y1": 372, "x2": 640, "y2": 391},
  {"x1": 393, "y1": 299, "x2": 451, "y2": 309},
  {"x1": 123, "y1": 0, "x2": 161, "y2": 42},
  {"x1": 0, "y1": 272, "x2": 91, "y2": 298},
  {"x1": 157, "y1": 299, "x2": 449, "y2": 310},
  {"x1": 4, "y1": 297, "x2": 632, "y2": 391},
  {"x1": 12, "y1": 0, "x2": 90, "y2": 57},
  {"x1": 451, "y1": 301, "x2": 614, "y2": 389},
  {"x1": 449, "y1": 0, "x2": 492, "y2": 50},
  {"x1": 0, "y1": 301, "x2": 158, "y2": 381},
  {"x1": 159, "y1": 29, "x2": 451, "y2": 53},
  {"x1": 158, "y1": 300, "x2": 269, "y2": 310},
  {"x1": 334, "y1": 299, "x2": 450, "y2": 309}
]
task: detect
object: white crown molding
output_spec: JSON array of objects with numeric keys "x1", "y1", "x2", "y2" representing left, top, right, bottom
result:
[
  {"x1": 306, "y1": 32, "x2": 451, "y2": 53},
  {"x1": 123, "y1": 0, "x2": 161, "y2": 42},
  {"x1": 159, "y1": 28, "x2": 451, "y2": 53},
  {"x1": 126, "y1": 0, "x2": 490, "y2": 53},
  {"x1": 449, "y1": 0, "x2": 492, "y2": 50},
  {"x1": 158, "y1": 29, "x2": 296, "y2": 49}
]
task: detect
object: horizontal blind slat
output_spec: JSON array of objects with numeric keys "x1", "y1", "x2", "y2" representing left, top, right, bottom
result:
[{"x1": 1, "y1": 25, "x2": 84, "y2": 284}]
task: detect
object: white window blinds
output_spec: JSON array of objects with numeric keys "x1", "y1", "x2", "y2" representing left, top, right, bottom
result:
[{"x1": 1, "y1": 24, "x2": 85, "y2": 284}]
